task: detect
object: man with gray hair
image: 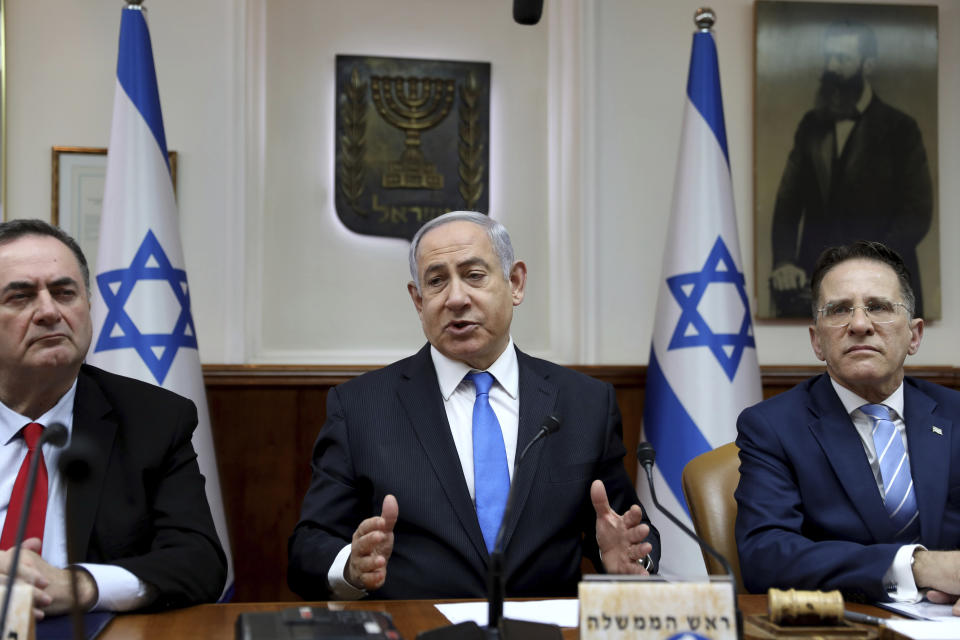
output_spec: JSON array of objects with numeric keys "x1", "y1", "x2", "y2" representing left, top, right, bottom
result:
[{"x1": 289, "y1": 211, "x2": 659, "y2": 599}]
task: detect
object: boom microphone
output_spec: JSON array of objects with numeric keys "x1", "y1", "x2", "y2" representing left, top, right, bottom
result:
[
  {"x1": 488, "y1": 413, "x2": 562, "y2": 631},
  {"x1": 637, "y1": 441, "x2": 742, "y2": 640},
  {"x1": 419, "y1": 414, "x2": 563, "y2": 640},
  {"x1": 60, "y1": 433, "x2": 98, "y2": 640}
]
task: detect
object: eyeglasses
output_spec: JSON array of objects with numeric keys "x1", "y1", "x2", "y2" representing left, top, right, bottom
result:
[{"x1": 816, "y1": 301, "x2": 909, "y2": 327}]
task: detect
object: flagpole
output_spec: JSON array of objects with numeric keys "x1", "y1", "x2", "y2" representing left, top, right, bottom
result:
[
  {"x1": 89, "y1": 0, "x2": 234, "y2": 600},
  {"x1": 637, "y1": 5, "x2": 762, "y2": 580}
]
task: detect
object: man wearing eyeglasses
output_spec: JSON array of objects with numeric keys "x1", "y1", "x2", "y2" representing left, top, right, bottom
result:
[{"x1": 736, "y1": 240, "x2": 960, "y2": 613}]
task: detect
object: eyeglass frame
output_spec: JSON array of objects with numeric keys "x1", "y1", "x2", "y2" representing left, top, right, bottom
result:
[{"x1": 815, "y1": 300, "x2": 910, "y2": 327}]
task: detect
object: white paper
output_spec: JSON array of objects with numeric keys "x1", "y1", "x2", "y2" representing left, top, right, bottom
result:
[
  {"x1": 878, "y1": 600, "x2": 957, "y2": 621},
  {"x1": 883, "y1": 620, "x2": 960, "y2": 640},
  {"x1": 434, "y1": 599, "x2": 580, "y2": 628}
]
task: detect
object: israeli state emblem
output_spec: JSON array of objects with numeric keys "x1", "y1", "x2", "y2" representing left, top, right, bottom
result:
[{"x1": 335, "y1": 54, "x2": 490, "y2": 240}]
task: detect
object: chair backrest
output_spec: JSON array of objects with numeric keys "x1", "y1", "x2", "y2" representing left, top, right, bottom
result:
[{"x1": 681, "y1": 442, "x2": 744, "y2": 593}]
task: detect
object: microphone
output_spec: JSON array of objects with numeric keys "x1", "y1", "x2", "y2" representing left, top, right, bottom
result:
[
  {"x1": 513, "y1": 0, "x2": 544, "y2": 25},
  {"x1": 418, "y1": 414, "x2": 563, "y2": 640},
  {"x1": 59, "y1": 433, "x2": 97, "y2": 640},
  {"x1": 487, "y1": 413, "x2": 562, "y2": 632},
  {"x1": 0, "y1": 422, "x2": 69, "y2": 635},
  {"x1": 636, "y1": 442, "x2": 742, "y2": 640}
]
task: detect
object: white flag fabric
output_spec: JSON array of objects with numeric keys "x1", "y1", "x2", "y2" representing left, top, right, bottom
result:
[
  {"x1": 638, "y1": 27, "x2": 762, "y2": 579},
  {"x1": 88, "y1": 5, "x2": 233, "y2": 599}
]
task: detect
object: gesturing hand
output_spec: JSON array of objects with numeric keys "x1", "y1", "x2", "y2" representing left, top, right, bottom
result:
[
  {"x1": 591, "y1": 480, "x2": 653, "y2": 575},
  {"x1": 345, "y1": 495, "x2": 399, "y2": 591}
]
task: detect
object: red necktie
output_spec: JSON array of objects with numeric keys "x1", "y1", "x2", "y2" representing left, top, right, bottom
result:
[{"x1": 1, "y1": 423, "x2": 48, "y2": 551}]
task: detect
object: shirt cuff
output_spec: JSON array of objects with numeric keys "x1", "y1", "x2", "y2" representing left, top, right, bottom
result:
[
  {"x1": 327, "y1": 544, "x2": 367, "y2": 600},
  {"x1": 884, "y1": 544, "x2": 925, "y2": 602},
  {"x1": 78, "y1": 563, "x2": 155, "y2": 612}
]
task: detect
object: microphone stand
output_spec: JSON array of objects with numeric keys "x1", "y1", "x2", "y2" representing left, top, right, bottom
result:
[
  {"x1": 60, "y1": 435, "x2": 96, "y2": 640},
  {"x1": 0, "y1": 424, "x2": 69, "y2": 635},
  {"x1": 637, "y1": 442, "x2": 743, "y2": 640},
  {"x1": 419, "y1": 415, "x2": 562, "y2": 640}
]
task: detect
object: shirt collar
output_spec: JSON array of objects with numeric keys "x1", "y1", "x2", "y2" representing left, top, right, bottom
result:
[
  {"x1": 430, "y1": 338, "x2": 519, "y2": 401},
  {"x1": 830, "y1": 376, "x2": 904, "y2": 420}
]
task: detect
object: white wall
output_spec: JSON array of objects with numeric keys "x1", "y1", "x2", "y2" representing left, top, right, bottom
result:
[{"x1": 5, "y1": 0, "x2": 958, "y2": 367}]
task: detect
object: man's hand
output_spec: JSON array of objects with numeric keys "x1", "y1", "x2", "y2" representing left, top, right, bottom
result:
[
  {"x1": 591, "y1": 480, "x2": 653, "y2": 575},
  {"x1": 0, "y1": 538, "x2": 98, "y2": 618},
  {"x1": 345, "y1": 495, "x2": 399, "y2": 591},
  {"x1": 913, "y1": 550, "x2": 960, "y2": 616},
  {"x1": 770, "y1": 263, "x2": 807, "y2": 292}
]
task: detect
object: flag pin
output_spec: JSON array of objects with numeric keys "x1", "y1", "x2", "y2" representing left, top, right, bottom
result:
[{"x1": 932, "y1": 426, "x2": 943, "y2": 436}]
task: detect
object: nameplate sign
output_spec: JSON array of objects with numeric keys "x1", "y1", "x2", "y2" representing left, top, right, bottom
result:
[
  {"x1": 579, "y1": 576, "x2": 736, "y2": 640},
  {"x1": 0, "y1": 582, "x2": 35, "y2": 640}
]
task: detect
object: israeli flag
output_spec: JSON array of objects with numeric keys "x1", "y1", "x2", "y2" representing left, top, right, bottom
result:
[
  {"x1": 639, "y1": 25, "x2": 762, "y2": 579},
  {"x1": 88, "y1": 5, "x2": 233, "y2": 599}
]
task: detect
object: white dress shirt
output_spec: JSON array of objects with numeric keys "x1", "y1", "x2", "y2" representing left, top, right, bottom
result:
[
  {"x1": 830, "y1": 378, "x2": 922, "y2": 601},
  {"x1": 835, "y1": 83, "x2": 873, "y2": 154},
  {"x1": 0, "y1": 382, "x2": 151, "y2": 611},
  {"x1": 328, "y1": 339, "x2": 521, "y2": 599}
]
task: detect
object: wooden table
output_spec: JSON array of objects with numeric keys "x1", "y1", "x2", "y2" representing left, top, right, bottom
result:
[{"x1": 97, "y1": 595, "x2": 902, "y2": 639}]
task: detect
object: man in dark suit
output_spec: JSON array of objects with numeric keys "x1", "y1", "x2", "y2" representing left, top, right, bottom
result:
[
  {"x1": 736, "y1": 241, "x2": 960, "y2": 612},
  {"x1": 769, "y1": 20, "x2": 933, "y2": 317},
  {"x1": 0, "y1": 219, "x2": 225, "y2": 616},
  {"x1": 288, "y1": 211, "x2": 660, "y2": 599}
]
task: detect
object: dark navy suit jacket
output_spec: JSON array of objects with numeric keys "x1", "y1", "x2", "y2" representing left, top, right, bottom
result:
[
  {"x1": 288, "y1": 344, "x2": 659, "y2": 599},
  {"x1": 72, "y1": 364, "x2": 227, "y2": 610},
  {"x1": 735, "y1": 373, "x2": 960, "y2": 600}
]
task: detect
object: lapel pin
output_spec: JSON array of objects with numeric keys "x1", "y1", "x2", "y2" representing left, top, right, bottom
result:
[{"x1": 932, "y1": 426, "x2": 943, "y2": 436}]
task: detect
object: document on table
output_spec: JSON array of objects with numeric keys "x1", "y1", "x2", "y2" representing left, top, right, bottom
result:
[
  {"x1": 875, "y1": 600, "x2": 960, "y2": 640},
  {"x1": 434, "y1": 599, "x2": 579, "y2": 628},
  {"x1": 878, "y1": 600, "x2": 955, "y2": 621}
]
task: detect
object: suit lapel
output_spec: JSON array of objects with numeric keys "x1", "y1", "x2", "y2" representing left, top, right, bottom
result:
[
  {"x1": 500, "y1": 350, "x2": 558, "y2": 551},
  {"x1": 903, "y1": 380, "x2": 950, "y2": 548},
  {"x1": 69, "y1": 367, "x2": 116, "y2": 560},
  {"x1": 807, "y1": 375, "x2": 897, "y2": 542},
  {"x1": 396, "y1": 346, "x2": 488, "y2": 561}
]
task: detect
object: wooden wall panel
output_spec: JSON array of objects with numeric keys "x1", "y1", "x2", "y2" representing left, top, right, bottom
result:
[{"x1": 203, "y1": 364, "x2": 959, "y2": 602}]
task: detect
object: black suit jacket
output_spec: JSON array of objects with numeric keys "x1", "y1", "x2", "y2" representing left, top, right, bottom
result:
[
  {"x1": 69, "y1": 364, "x2": 226, "y2": 610},
  {"x1": 770, "y1": 95, "x2": 933, "y2": 315},
  {"x1": 288, "y1": 345, "x2": 659, "y2": 599},
  {"x1": 736, "y1": 374, "x2": 960, "y2": 601}
]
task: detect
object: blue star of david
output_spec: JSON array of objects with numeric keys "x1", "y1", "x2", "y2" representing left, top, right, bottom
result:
[
  {"x1": 94, "y1": 230, "x2": 198, "y2": 385},
  {"x1": 666, "y1": 236, "x2": 755, "y2": 381}
]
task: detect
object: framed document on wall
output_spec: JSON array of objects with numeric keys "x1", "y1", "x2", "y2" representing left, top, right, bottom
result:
[{"x1": 51, "y1": 146, "x2": 177, "y2": 273}]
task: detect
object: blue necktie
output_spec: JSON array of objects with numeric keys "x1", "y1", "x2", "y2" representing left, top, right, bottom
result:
[
  {"x1": 467, "y1": 371, "x2": 510, "y2": 554},
  {"x1": 861, "y1": 404, "x2": 920, "y2": 542}
]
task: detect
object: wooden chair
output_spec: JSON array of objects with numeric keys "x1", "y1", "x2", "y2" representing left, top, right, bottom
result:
[{"x1": 681, "y1": 442, "x2": 745, "y2": 592}]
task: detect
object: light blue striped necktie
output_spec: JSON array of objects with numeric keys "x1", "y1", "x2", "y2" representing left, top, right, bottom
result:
[
  {"x1": 861, "y1": 404, "x2": 920, "y2": 542},
  {"x1": 467, "y1": 371, "x2": 510, "y2": 554}
]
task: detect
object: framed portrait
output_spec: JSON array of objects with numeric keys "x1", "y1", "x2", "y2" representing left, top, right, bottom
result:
[
  {"x1": 754, "y1": 1, "x2": 939, "y2": 320},
  {"x1": 51, "y1": 146, "x2": 177, "y2": 273}
]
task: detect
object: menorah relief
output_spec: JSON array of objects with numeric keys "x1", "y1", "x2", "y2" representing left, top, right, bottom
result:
[{"x1": 371, "y1": 75, "x2": 455, "y2": 189}]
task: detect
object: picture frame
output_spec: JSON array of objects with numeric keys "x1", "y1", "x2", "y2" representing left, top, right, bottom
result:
[
  {"x1": 753, "y1": 1, "x2": 939, "y2": 320},
  {"x1": 51, "y1": 146, "x2": 177, "y2": 272}
]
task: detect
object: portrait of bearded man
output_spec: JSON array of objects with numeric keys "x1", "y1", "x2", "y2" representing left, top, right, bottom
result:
[{"x1": 753, "y1": 5, "x2": 938, "y2": 320}]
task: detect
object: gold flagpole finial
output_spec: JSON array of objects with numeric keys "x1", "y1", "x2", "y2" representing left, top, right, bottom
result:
[{"x1": 694, "y1": 7, "x2": 716, "y2": 32}]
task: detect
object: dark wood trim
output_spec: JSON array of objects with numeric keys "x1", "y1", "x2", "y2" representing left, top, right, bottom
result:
[{"x1": 202, "y1": 363, "x2": 960, "y2": 388}]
